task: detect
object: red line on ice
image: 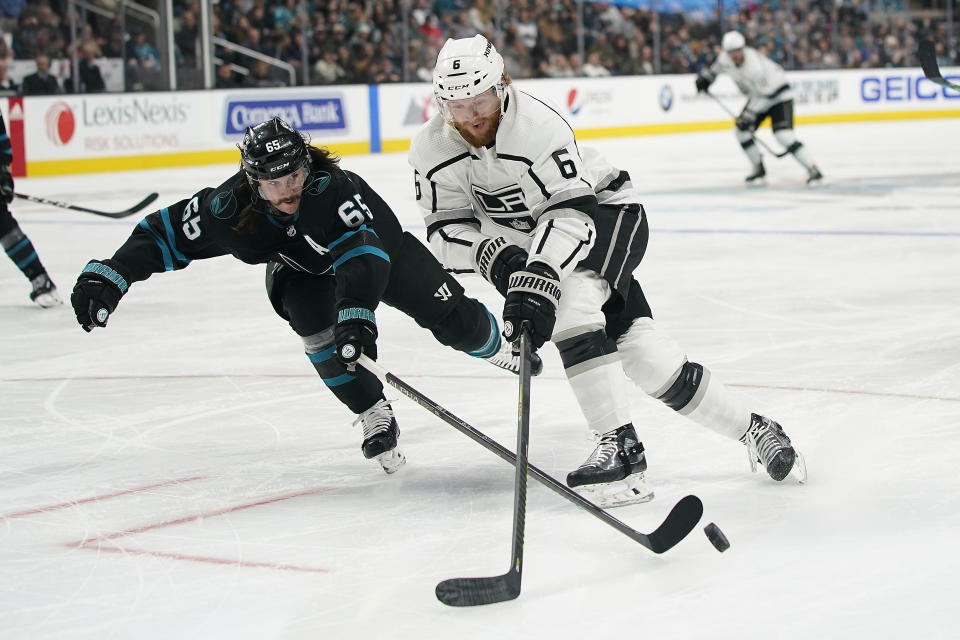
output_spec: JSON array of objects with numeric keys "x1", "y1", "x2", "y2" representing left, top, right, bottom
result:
[{"x1": 1, "y1": 476, "x2": 207, "y2": 520}]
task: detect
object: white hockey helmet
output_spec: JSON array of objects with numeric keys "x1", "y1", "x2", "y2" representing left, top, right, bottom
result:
[
  {"x1": 433, "y1": 35, "x2": 505, "y2": 122},
  {"x1": 721, "y1": 30, "x2": 746, "y2": 52}
]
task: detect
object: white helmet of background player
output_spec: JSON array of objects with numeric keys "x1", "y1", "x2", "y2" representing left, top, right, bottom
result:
[
  {"x1": 433, "y1": 35, "x2": 506, "y2": 125},
  {"x1": 721, "y1": 30, "x2": 746, "y2": 52}
]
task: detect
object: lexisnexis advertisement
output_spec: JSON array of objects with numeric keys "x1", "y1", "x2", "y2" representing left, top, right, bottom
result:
[
  {"x1": 21, "y1": 87, "x2": 371, "y2": 176},
  {"x1": 12, "y1": 67, "x2": 959, "y2": 176}
]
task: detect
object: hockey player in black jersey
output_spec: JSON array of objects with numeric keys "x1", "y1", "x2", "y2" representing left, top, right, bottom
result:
[
  {"x1": 0, "y1": 112, "x2": 61, "y2": 307},
  {"x1": 412, "y1": 35, "x2": 806, "y2": 506},
  {"x1": 70, "y1": 116, "x2": 535, "y2": 474}
]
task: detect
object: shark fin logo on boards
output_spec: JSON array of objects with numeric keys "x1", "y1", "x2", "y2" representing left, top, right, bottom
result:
[
  {"x1": 45, "y1": 102, "x2": 75, "y2": 146},
  {"x1": 404, "y1": 93, "x2": 438, "y2": 125}
]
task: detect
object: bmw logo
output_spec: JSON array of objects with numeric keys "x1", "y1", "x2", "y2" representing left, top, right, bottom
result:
[{"x1": 659, "y1": 85, "x2": 674, "y2": 111}]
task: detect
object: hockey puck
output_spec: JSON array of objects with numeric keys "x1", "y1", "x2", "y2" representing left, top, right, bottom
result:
[{"x1": 704, "y1": 522, "x2": 730, "y2": 552}]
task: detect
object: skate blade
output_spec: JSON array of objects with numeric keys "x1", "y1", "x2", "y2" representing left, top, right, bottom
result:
[
  {"x1": 789, "y1": 450, "x2": 808, "y2": 484},
  {"x1": 32, "y1": 292, "x2": 63, "y2": 308},
  {"x1": 573, "y1": 473, "x2": 655, "y2": 509},
  {"x1": 745, "y1": 178, "x2": 767, "y2": 188},
  {"x1": 375, "y1": 448, "x2": 406, "y2": 474}
]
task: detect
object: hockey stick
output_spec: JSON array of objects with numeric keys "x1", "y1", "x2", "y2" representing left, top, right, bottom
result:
[
  {"x1": 11, "y1": 191, "x2": 159, "y2": 218},
  {"x1": 918, "y1": 39, "x2": 960, "y2": 91},
  {"x1": 705, "y1": 91, "x2": 791, "y2": 158},
  {"x1": 434, "y1": 329, "x2": 534, "y2": 606},
  {"x1": 356, "y1": 354, "x2": 704, "y2": 556}
]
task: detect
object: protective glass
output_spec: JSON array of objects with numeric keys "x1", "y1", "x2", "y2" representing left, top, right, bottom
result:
[
  {"x1": 256, "y1": 165, "x2": 309, "y2": 201},
  {"x1": 440, "y1": 86, "x2": 503, "y2": 123}
]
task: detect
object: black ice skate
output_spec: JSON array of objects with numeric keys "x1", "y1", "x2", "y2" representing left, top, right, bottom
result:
[
  {"x1": 806, "y1": 166, "x2": 823, "y2": 184},
  {"x1": 745, "y1": 162, "x2": 766, "y2": 185},
  {"x1": 566, "y1": 424, "x2": 654, "y2": 508},
  {"x1": 354, "y1": 399, "x2": 405, "y2": 474},
  {"x1": 740, "y1": 413, "x2": 807, "y2": 483},
  {"x1": 484, "y1": 339, "x2": 543, "y2": 376},
  {"x1": 29, "y1": 273, "x2": 63, "y2": 308}
]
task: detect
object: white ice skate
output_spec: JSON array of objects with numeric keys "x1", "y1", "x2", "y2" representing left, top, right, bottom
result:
[
  {"x1": 354, "y1": 399, "x2": 406, "y2": 474},
  {"x1": 741, "y1": 413, "x2": 806, "y2": 483},
  {"x1": 29, "y1": 273, "x2": 63, "y2": 308},
  {"x1": 566, "y1": 425, "x2": 654, "y2": 508}
]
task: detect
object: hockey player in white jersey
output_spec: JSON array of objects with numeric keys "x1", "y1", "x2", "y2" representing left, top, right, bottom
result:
[
  {"x1": 696, "y1": 30, "x2": 822, "y2": 185},
  {"x1": 409, "y1": 35, "x2": 806, "y2": 507}
]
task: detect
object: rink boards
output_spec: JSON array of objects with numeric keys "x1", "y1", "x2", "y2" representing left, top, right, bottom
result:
[{"x1": 2, "y1": 65, "x2": 958, "y2": 177}]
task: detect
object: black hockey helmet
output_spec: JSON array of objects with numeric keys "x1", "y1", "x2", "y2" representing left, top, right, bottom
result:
[{"x1": 238, "y1": 116, "x2": 309, "y2": 184}]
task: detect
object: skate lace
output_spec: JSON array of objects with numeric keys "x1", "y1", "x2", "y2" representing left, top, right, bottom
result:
[
  {"x1": 485, "y1": 342, "x2": 519, "y2": 374},
  {"x1": 583, "y1": 430, "x2": 619, "y2": 467},
  {"x1": 746, "y1": 419, "x2": 785, "y2": 468},
  {"x1": 353, "y1": 399, "x2": 394, "y2": 441}
]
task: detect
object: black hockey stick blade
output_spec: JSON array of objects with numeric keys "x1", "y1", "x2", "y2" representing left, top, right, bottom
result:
[
  {"x1": 13, "y1": 191, "x2": 159, "y2": 218},
  {"x1": 436, "y1": 572, "x2": 521, "y2": 607},
  {"x1": 436, "y1": 331, "x2": 535, "y2": 607},
  {"x1": 357, "y1": 355, "x2": 704, "y2": 556},
  {"x1": 918, "y1": 40, "x2": 960, "y2": 91}
]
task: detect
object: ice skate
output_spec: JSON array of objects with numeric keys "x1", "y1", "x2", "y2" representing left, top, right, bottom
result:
[
  {"x1": 745, "y1": 162, "x2": 766, "y2": 186},
  {"x1": 29, "y1": 273, "x2": 63, "y2": 308},
  {"x1": 806, "y1": 165, "x2": 823, "y2": 185},
  {"x1": 484, "y1": 339, "x2": 543, "y2": 376},
  {"x1": 741, "y1": 413, "x2": 806, "y2": 483},
  {"x1": 354, "y1": 399, "x2": 406, "y2": 474},
  {"x1": 566, "y1": 424, "x2": 654, "y2": 507}
]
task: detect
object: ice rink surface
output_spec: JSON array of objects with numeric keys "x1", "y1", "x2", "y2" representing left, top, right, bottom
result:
[{"x1": 2, "y1": 119, "x2": 958, "y2": 639}]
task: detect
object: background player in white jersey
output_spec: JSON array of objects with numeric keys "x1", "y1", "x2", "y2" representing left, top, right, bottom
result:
[
  {"x1": 409, "y1": 35, "x2": 806, "y2": 507},
  {"x1": 696, "y1": 30, "x2": 823, "y2": 185}
]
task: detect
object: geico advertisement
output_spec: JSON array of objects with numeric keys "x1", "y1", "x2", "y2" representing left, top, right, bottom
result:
[{"x1": 24, "y1": 93, "x2": 217, "y2": 160}]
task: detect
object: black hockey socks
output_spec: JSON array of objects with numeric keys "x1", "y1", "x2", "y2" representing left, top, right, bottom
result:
[
  {"x1": 2, "y1": 226, "x2": 47, "y2": 281},
  {"x1": 430, "y1": 296, "x2": 501, "y2": 359},
  {"x1": 306, "y1": 344, "x2": 384, "y2": 414}
]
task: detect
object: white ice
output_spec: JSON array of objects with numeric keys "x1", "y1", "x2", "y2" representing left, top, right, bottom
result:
[{"x1": 1, "y1": 119, "x2": 958, "y2": 639}]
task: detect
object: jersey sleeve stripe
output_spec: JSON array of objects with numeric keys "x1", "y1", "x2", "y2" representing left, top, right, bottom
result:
[
  {"x1": 424, "y1": 152, "x2": 472, "y2": 180},
  {"x1": 537, "y1": 190, "x2": 597, "y2": 218},
  {"x1": 437, "y1": 228, "x2": 474, "y2": 247},
  {"x1": 159, "y1": 207, "x2": 191, "y2": 265},
  {"x1": 328, "y1": 224, "x2": 379, "y2": 250},
  {"x1": 138, "y1": 218, "x2": 175, "y2": 271},
  {"x1": 331, "y1": 245, "x2": 390, "y2": 271}
]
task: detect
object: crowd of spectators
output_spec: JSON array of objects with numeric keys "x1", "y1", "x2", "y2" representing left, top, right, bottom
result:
[{"x1": 0, "y1": 0, "x2": 957, "y2": 93}]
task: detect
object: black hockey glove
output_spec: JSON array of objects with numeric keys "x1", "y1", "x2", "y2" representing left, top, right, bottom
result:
[
  {"x1": 71, "y1": 259, "x2": 131, "y2": 332},
  {"x1": 0, "y1": 166, "x2": 13, "y2": 204},
  {"x1": 735, "y1": 109, "x2": 757, "y2": 131},
  {"x1": 695, "y1": 74, "x2": 712, "y2": 93},
  {"x1": 473, "y1": 236, "x2": 528, "y2": 297},
  {"x1": 502, "y1": 262, "x2": 561, "y2": 350},
  {"x1": 335, "y1": 305, "x2": 378, "y2": 365}
]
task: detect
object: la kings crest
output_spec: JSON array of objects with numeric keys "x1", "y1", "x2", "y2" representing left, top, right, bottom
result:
[{"x1": 471, "y1": 184, "x2": 537, "y2": 232}]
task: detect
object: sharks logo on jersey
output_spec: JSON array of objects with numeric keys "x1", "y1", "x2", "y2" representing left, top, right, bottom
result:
[
  {"x1": 471, "y1": 184, "x2": 537, "y2": 233},
  {"x1": 304, "y1": 171, "x2": 332, "y2": 196},
  {"x1": 209, "y1": 190, "x2": 237, "y2": 220}
]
